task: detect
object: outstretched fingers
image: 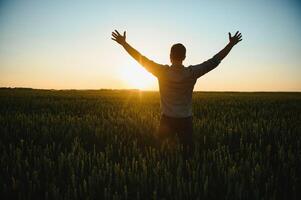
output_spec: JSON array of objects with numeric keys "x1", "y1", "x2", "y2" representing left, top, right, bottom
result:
[
  {"x1": 115, "y1": 30, "x2": 122, "y2": 36},
  {"x1": 112, "y1": 31, "x2": 119, "y2": 36},
  {"x1": 237, "y1": 33, "x2": 243, "y2": 42},
  {"x1": 233, "y1": 31, "x2": 242, "y2": 41}
]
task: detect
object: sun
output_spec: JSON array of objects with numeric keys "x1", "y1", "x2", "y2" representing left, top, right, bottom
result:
[{"x1": 120, "y1": 66, "x2": 156, "y2": 90}]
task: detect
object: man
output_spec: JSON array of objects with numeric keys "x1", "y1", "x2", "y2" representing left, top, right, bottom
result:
[{"x1": 111, "y1": 30, "x2": 242, "y2": 153}]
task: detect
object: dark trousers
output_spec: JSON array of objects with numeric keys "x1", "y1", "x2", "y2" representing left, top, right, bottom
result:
[{"x1": 157, "y1": 114, "x2": 194, "y2": 153}]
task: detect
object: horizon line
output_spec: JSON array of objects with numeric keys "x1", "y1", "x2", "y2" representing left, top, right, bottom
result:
[{"x1": 1, "y1": 87, "x2": 300, "y2": 93}]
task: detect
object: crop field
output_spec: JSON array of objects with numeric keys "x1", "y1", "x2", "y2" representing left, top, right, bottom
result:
[{"x1": 0, "y1": 88, "x2": 300, "y2": 199}]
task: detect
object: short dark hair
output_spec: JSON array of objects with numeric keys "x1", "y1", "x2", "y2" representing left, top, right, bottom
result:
[{"x1": 170, "y1": 43, "x2": 186, "y2": 61}]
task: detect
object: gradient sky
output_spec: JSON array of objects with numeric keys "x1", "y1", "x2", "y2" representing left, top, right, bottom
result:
[{"x1": 0, "y1": 0, "x2": 300, "y2": 91}]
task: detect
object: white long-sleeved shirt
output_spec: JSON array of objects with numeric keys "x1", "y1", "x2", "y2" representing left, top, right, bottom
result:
[{"x1": 138, "y1": 55, "x2": 221, "y2": 118}]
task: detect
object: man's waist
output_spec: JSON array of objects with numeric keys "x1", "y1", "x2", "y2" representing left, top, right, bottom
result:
[
  {"x1": 162, "y1": 113, "x2": 192, "y2": 119},
  {"x1": 161, "y1": 104, "x2": 193, "y2": 118}
]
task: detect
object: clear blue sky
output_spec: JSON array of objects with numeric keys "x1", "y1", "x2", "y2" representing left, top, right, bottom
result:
[{"x1": 0, "y1": 0, "x2": 300, "y2": 91}]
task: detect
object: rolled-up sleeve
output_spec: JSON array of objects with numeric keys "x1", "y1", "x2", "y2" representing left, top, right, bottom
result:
[
  {"x1": 138, "y1": 55, "x2": 166, "y2": 77},
  {"x1": 190, "y1": 55, "x2": 221, "y2": 79}
]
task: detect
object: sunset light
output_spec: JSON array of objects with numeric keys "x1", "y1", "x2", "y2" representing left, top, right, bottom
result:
[
  {"x1": 120, "y1": 66, "x2": 156, "y2": 90},
  {"x1": 0, "y1": 0, "x2": 300, "y2": 91}
]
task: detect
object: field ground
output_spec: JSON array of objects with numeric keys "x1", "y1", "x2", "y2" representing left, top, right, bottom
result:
[{"x1": 0, "y1": 88, "x2": 300, "y2": 199}]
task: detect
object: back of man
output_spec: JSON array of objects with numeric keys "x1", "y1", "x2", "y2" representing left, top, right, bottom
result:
[{"x1": 158, "y1": 66, "x2": 196, "y2": 118}]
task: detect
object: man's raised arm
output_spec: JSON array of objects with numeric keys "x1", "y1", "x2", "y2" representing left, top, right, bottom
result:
[
  {"x1": 111, "y1": 30, "x2": 164, "y2": 77},
  {"x1": 215, "y1": 31, "x2": 242, "y2": 61},
  {"x1": 191, "y1": 31, "x2": 242, "y2": 79}
]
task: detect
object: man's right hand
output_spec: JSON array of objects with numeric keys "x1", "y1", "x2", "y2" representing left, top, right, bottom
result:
[
  {"x1": 228, "y1": 31, "x2": 242, "y2": 46},
  {"x1": 111, "y1": 30, "x2": 126, "y2": 45},
  {"x1": 213, "y1": 31, "x2": 243, "y2": 62}
]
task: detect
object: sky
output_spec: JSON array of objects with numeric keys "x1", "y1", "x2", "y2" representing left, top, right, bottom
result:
[{"x1": 0, "y1": 0, "x2": 300, "y2": 91}]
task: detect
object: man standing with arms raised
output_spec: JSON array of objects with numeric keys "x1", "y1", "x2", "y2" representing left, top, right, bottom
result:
[{"x1": 111, "y1": 30, "x2": 242, "y2": 156}]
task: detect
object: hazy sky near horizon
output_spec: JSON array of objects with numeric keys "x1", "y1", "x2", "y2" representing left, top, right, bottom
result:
[{"x1": 0, "y1": 0, "x2": 300, "y2": 91}]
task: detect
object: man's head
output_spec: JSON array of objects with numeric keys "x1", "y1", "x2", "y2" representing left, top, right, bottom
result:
[{"x1": 170, "y1": 43, "x2": 186, "y2": 65}]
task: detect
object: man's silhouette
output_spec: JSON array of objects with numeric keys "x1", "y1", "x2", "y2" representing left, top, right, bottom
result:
[{"x1": 111, "y1": 30, "x2": 242, "y2": 154}]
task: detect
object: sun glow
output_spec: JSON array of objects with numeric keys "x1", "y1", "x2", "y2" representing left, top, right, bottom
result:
[{"x1": 120, "y1": 66, "x2": 157, "y2": 90}]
